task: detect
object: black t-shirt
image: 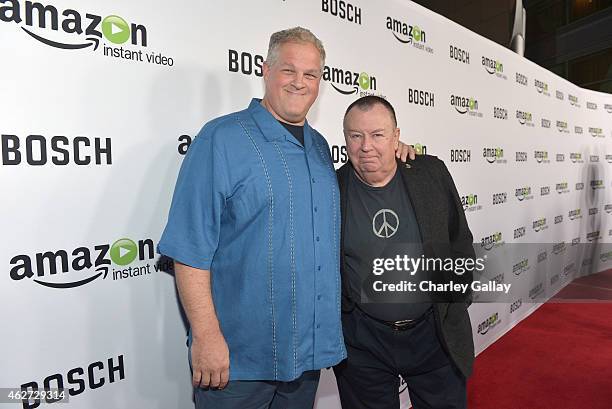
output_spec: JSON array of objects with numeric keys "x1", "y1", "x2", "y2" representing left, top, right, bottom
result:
[
  {"x1": 344, "y1": 168, "x2": 432, "y2": 321},
  {"x1": 279, "y1": 121, "x2": 304, "y2": 146}
]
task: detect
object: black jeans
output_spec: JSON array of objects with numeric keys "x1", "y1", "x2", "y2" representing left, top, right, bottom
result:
[{"x1": 334, "y1": 307, "x2": 467, "y2": 409}]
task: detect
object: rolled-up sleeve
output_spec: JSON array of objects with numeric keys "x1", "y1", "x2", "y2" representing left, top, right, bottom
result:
[{"x1": 157, "y1": 125, "x2": 230, "y2": 270}]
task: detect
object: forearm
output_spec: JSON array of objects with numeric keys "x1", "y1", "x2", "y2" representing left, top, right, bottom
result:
[{"x1": 174, "y1": 261, "x2": 221, "y2": 339}]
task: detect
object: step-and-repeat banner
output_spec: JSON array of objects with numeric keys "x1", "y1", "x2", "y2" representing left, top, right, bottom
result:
[{"x1": 1, "y1": 0, "x2": 611, "y2": 407}]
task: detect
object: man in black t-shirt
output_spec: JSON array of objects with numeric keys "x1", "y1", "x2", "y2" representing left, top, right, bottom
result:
[{"x1": 334, "y1": 96, "x2": 475, "y2": 409}]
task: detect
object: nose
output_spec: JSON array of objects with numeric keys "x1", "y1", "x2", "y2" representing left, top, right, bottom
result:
[
  {"x1": 291, "y1": 73, "x2": 306, "y2": 89},
  {"x1": 360, "y1": 135, "x2": 373, "y2": 151}
]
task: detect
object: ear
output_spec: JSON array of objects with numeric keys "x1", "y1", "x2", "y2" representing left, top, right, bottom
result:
[
  {"x1": 262, "y1": 61, "x2": 271, "y2": 81},
  {"x1": 395, "y1": 127, "x2": 400, "y2": 148}
]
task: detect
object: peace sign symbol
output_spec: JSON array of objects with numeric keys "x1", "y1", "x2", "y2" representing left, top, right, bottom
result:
[{"x1": 372, "y1": 209, "x2": 399, "y2": 238}]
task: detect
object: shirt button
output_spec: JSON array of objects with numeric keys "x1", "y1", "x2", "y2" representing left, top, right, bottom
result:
[
  {"x1": 318, "y1": 266, "x2": 321, "y2": 271},
  {"x1": 316, "y1": 324, "x2": 321, "y2": 329},
  {"x1": 312, "y1": 178, "x2": 316, "y2": 183},
  {"x1": 316, "y1": 236, "x2": 320, "y2": 242},
  {"x1": 314, "y1": 206, "x2": 318, "y2": 212},
  {"x1": 317, "y1": 295, "x2": 322, "y2": 300}
]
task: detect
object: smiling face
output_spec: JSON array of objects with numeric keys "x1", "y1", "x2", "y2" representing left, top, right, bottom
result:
[
  {"x1": 261, "y1": 41, "x2": 322, "y2": 125},
  {"x1": 344, "y1": 103, "x2": 400, "y2": 186}
]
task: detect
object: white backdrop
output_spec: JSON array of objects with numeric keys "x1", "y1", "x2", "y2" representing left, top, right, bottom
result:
[{"x1": 1, "y1": 0, "x2": 611, "y2": 408}]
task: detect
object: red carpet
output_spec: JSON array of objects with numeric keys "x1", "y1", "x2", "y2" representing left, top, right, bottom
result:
[{"x1": 467, "y1": 271, "x2": 612, "y2": 408}]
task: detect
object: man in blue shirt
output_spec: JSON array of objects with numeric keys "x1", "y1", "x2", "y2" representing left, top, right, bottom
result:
[{"x1": 159, "y1": 27, "x2": 413, "y2": 409}]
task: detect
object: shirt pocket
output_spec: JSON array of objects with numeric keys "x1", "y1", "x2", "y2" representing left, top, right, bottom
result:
[{"x1": 226, "y1": 171, "x2": 271, "y2": 223}]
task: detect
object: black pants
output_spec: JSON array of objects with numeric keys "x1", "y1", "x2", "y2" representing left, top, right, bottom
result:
[
  {"x1": 192, "y1": 370, "x2": 320, "y2": 409},
  {"x1": 334, "y1": 307, "x2": 466, "y2": 409}
]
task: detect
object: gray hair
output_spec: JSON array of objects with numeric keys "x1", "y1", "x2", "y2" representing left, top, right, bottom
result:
[{"x1": 265, "y1": 27, "x2": 326, "y2": 70}]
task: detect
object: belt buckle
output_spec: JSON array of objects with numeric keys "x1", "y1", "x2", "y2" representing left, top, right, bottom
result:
[{"x1": 390, "y1": 319, "x2": 415, "y2": 331}]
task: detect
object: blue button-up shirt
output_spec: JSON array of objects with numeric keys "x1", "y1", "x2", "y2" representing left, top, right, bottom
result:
[{"x1": 158, "y1": 99, "x2": 346, "y2": 381}]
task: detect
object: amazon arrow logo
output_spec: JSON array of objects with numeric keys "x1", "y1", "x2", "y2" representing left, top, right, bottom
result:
[
  {"x1": 8, "y1": 238, "x2": 155, "y2": 289},
  {"x1": 322, "y1": 65, "x2": 376, "y2": 95},
  {"x1": 0, "y1": 1, "x2": 147, "y2": 51}
]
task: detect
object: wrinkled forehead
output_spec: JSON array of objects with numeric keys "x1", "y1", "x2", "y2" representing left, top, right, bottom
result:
[{"x1": 273, "y1": 41, "x2": 322, "y2": 66}]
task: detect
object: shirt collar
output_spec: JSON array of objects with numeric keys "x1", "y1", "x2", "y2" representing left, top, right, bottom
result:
[{"x1": 248, "y1": 98, "x2": 314, "y2": 150}]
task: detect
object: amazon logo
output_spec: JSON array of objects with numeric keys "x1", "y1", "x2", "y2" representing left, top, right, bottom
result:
[
  {"x1": 322, "y1": 65, "x2": 377, "y2": 95},
  {"x1": 0, "y1": 0, "x2": 147, "y2": 51},
  {"x1": 8, "y1": 238, "x2": 155, "y2": 289}
]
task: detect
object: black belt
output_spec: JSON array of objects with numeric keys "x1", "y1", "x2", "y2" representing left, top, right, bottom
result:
[{"x1": 356, "y1": 305, "x2": 432, "y2": 331}]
